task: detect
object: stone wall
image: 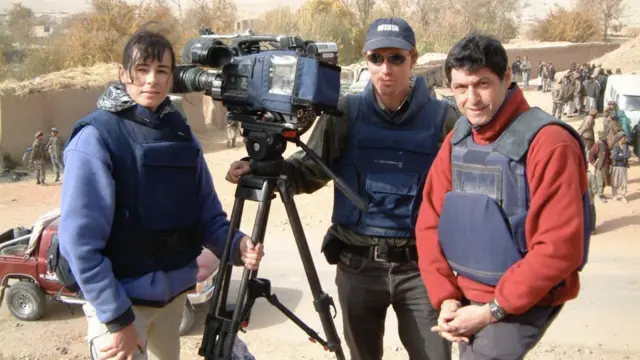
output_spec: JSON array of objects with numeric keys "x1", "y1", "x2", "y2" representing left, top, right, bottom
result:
[
  {"x1": 504, "y1": 42, "x2": 621, "y2": 73},
  {"x1": 418, "y1": 42, "x2": 621, "y2": 85},
  {"x1": 0, "y1": 88, "x2": 207, "y2": 164}
]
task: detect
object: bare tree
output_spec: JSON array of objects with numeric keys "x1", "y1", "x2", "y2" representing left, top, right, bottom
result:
[
  {"x1": 340, "y1": 0, "x2": 377, "y2": 27},
  {"x1": 379, "y1": 0, "x2": 409, "y2": 17},
  {"x1": 183, "y1": 0, "x2": 237, "y2": 35},
  {"x1": 576, "y1": 0, "x2": 626, "y2": 41},
  {"x1": 7, "y1": 3, "x2": 36, "y2": 45},
  {"x1": 255, "y1": 6, "x2": 298, "y2": 35}
]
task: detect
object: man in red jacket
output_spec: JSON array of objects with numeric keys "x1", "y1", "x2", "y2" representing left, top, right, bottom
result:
[{"x1": 416, "y1": 32, "x2": 592, "y2": 359}]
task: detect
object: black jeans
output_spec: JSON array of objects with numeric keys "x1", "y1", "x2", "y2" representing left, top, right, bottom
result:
[
  {"x1": 459, "y1": 301, "x2": 563, "y2": 360},
  {"x1": 335, "y1": 250, "x2": 451, "y2": 360}
]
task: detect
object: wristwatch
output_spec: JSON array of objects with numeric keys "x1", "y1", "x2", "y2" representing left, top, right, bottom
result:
[{"x1": 488, "y1": 299, "x2": 506, "y2": 321}]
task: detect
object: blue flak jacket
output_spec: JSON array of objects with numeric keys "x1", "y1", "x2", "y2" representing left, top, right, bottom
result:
[
  {"x1": 58, "y1": 96, "x2": 245, "y2": 324},
  {"x1": 437, "y1": 107, "x2": 593, "y2": 286},
  {"x1": 331, "y1": 76, "x2": 447, "y2": 238}
]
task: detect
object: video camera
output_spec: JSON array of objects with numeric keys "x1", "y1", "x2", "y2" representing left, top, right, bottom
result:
[
  {"x1": 177, "y1": 29, "x2": 360, "y2": 360},
  {"x1": 172, "y1": 28, "x2": 342, "y2": 154}
]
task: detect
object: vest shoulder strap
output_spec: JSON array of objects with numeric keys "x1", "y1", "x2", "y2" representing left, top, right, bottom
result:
[
  {"x1": 495, "y1": 107, "x2": 586, "y2": 162},
  {"x1": 345, "y1": 93, "x2": 361, "y2": 124},
  {"x1": 450, "y1": 116, "x2": 472, "y2": 145},
  {"x1": 429, "y1": 97, "x2": 448, "y2": 130},
  {"x1": 68, "y1": 109, "x2": 131, "y2": 160},
  {"x1": 68, "y1": 109, "x2": 112, "y2": 144}
]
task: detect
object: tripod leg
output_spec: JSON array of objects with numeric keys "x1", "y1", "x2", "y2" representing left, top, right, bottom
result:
[
  {"x1": 223, "y1": 179, "x2": 276, "y2": 357},
  {"x1": 218, "y1": 198, "x2": 246, "y2": 314},
  {"x1": 201, "y1": 196, "x2": 246, "y2": 359},
  {"x1": 276, "y1": 178, "x2": 346, "y2": 360},
  {"x1": 265, "y1": 293, "x2": 330, "y2": 348}
]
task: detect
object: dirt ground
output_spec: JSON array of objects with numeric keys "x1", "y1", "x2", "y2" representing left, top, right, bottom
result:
[{"x1": 1, "y1": 89, "x2": 639, "y2": 360}]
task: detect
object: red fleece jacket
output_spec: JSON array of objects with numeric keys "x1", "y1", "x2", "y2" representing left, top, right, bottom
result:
[{"x1": 416, "y1": 87, "x2": 587, "y2": 315}]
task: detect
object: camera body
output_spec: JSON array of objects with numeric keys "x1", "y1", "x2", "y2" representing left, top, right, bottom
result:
[{"x1": 173, "y1": 29, "x2": 342, "y2": 134}]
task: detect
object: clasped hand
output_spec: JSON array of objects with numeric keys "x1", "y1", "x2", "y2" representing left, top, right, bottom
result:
[
  {"x1": 239, "y1": 236, "x2": 264, "y2": 270},
  {"x1": 431, "y1": 299, "x2": 494, "y2": 343}
]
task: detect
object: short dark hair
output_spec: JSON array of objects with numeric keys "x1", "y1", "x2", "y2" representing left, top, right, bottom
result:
[
  {"x1": 122, "y1": 29, "x2": 176, "y2": 77},
  {"x1": 444, "y1": 32, "x2": 508, "y2": 84}
]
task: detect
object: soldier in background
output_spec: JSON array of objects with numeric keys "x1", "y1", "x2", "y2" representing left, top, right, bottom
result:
[
  {"x1": 551, "y1": 83, "x2": 564, "y2": 119},
  {"x1": 589, "y1": 131, "x2": 611, "y2": 203},
  {"x1": 29, "y1": 131, "x2": 47, "y2": 185},
  {"x1": 573, "y1": 72, "x2": 585, "y2": 116},
  {"x1": 226, "y1": 120, "x2": 241, "y2": 149},
  {"x1": 547, "y1": 61, "x2": 556, "y2": 83},
  {"x1": 562, "y1": 73, "x2": 575, "y2": 116},
  {"x1": 511, "y1": 56, "x2": 522, "y2": 84},
  {"x1": 521, "y1": 56, "x2": 532, "y2": 89},
  {"x1": 577, "y1": 109, "x2": 597, "y2": 150},
  {"x1": 46, "y1": 127, "x2": 65, "y2": 182}
]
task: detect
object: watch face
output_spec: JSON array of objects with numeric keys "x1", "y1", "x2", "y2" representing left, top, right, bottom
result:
[{"x1": 490, "y1": 300, "x2": 505, "y2": 320}]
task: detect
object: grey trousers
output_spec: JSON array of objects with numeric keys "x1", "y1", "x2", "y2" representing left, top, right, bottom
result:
[
  {"x1": 335, "y1": 251, "x2": 451, "y2": 360},
  {"x1": 459, "y1": 301, "x2": 562, "y2": 360},
  {"x1": 551, "y1": 102, "x2": 563, "y2": 119}
]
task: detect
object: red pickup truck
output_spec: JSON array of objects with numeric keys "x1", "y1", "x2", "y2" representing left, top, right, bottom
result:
[{"x1": 0, "y1": 217, "x2": 217, "y2": 336}]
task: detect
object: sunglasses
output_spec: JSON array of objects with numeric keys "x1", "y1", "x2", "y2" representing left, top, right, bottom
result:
[{"x1": 366, "y1": 53, "x2": 407, "y2": 66}]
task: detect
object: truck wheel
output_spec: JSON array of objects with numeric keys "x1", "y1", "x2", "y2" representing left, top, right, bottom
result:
[
  {"x1": 6, "y1": 281, "x2": 47, "y2": 321},
  {"x1": 179, "y1": 301, "x2": 195, "y2": 336}
]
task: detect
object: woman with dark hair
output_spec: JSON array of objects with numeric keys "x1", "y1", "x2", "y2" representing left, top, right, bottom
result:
[{"x1": 58, "y1": 29, "x2": 264, "y2": 360}]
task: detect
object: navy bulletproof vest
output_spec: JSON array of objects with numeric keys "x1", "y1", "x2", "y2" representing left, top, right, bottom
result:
[
  {"x1": 438, "y1": 107, "x2": 592, "y2": 286},
  {"x1": 68, "y1": 105, "x2": 204, "y2": 279},
  {"x1": 331, "y1": 90, "x2": 447, "y2": 238}
]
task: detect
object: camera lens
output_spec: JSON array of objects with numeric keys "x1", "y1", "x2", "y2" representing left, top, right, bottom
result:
[{"x1": 182, "y1": 38, "x2": 233, "y2": 68}]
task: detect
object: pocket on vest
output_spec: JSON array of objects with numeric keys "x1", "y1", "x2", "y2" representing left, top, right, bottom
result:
[
  {"x1": 137, "y1": 142, "x2": 200, "y2": 229},
  {"x1": 363, "y1": 173, "x2": 417, "y2": 230},
  {"x1": 438, "y1": 192, "x2": 524, "y2": 286}
]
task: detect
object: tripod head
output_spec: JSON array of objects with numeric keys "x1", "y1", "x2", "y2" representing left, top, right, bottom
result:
[{"x1": 232, "y1": 112, "x2": 368, "y2": 211}]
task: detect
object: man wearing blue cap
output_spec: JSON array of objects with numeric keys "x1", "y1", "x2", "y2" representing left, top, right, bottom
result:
[{"x1": 226, "y1": 17, "x2": 457, "y2": 359}]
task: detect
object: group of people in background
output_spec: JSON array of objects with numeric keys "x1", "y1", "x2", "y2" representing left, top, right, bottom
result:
[
  {"x1": 552, "y1": 63, "x2": 621, "y2": 118},
  {"x1": 579, "y1": 100, "x2": 637, "y2": 207},
  {"x1": 513, "y1": 57, "x2": 637, "y2": 233}
]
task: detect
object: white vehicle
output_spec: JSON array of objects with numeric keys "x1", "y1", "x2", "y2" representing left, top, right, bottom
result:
[{"x1": 603, "y1": 74, "x2": 640, "y2": 128}]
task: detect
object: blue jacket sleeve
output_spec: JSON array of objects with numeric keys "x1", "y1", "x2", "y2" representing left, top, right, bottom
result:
[
  {"x1": 196, "y1": 150, "x2": 246, "y2": 265},
  {"x1": 58, "y1": 125, "x2": 134, "y2": 326}
]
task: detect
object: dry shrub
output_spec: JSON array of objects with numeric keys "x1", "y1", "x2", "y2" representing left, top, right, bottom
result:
[
  {"x1": 623, "y1": 27, "x2": 640, "y2": 38},
  {"x1": 530, "y1": 7, "x2": 601, "y2": 43}
]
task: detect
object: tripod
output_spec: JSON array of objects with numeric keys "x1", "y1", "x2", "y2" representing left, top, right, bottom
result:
[{"x1": 199, "y1": 127, "x2": 367, "y2": 360}]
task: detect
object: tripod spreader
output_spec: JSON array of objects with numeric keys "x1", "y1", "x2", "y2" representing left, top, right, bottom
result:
[{"x1": 240, "y1": 278, "x2": 339, "y2": 351}]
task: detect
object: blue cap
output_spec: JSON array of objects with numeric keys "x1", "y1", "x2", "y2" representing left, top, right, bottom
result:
[{"x1": 363, "y1": 18, "x2": 416, "y2": 52}]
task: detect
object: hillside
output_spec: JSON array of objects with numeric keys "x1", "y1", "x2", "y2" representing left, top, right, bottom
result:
[{"x1": 590, "y1": 35, "x2": 640, "y2": 73}]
